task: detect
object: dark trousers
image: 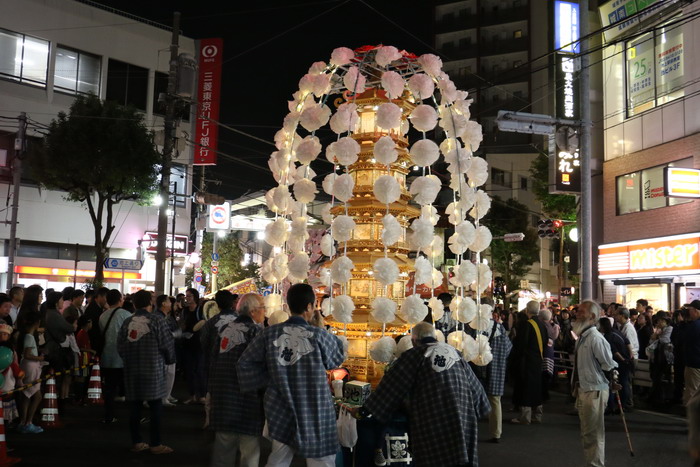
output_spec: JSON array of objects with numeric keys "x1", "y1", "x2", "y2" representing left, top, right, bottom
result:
[
  {"x1": 102, "y1": 368, "x2": 124, "y2": 422},
  {"x1": 182, "y1": 349, "x2": 206, "y2": 398},
  {"x1": 130, "y1": 399, "x2": 162, "y2": 446}
]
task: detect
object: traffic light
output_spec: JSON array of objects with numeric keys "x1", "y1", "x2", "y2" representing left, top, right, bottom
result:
[
  {"x1": 537, "y1": 219, "x2": 560, "y2": 238},
  {"x1": 193, "y1": 192, "x2": 226, "y2": 205}
]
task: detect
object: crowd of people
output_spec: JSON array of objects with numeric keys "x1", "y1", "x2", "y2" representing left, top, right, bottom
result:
[{"x1": 0, "y1": 282, "x2": 698, "y2": 467}]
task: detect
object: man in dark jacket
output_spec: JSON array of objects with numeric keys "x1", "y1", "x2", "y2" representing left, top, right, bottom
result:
[
  {"x1": 509, "y1": 300, "x2": 548, "y2": 424},
  {"x1": 84, "y1": 287, "x2": 108, "y2": 349}
]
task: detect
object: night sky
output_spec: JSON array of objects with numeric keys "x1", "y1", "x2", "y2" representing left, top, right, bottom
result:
[{"x1": 96, "y1": 0, "x2": 435, "y2": 200}]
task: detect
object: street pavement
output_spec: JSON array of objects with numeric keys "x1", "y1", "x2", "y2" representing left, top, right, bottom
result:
[{"x1": 6, "y1": 383, "x2": 692, "y2": 466}]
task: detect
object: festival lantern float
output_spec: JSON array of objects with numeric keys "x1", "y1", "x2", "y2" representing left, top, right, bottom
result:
[{"x1": 262, "y1": 45, "x2": 494, "y2": 385}]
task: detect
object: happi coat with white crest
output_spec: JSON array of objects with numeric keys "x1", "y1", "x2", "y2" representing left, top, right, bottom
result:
[
  {"x1": 117, "y1": 309, "x2": 175, "y2": 401},
  {"x1": 364, "y1": 338, "x2": 490, "y2": 467},
  {"x1": 200, "y1": 310, "x2": 264, "y2": 435},
  {"x1": 237, "y1": 316, "x2": 345, "y2": 458}
]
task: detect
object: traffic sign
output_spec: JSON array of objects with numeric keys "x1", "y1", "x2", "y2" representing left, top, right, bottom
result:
[
  {"x1": 104, "y1": 258, "x2": 144, "y2": 271},
  {"x1": 194, "y1": 275, "x2": 203, "y2": 283},
  {"x1": 211, "y1": 252, "x2": 220, "y2": 261},
  {"x1": 211, "y1": 266, "x2": 219, "y2": 275},
  {"x1": 504, "y1": 233, "x2": 525, "y2": 242},
  {"x1": 211, "y1": 261, "x2": 220, "y2": 267}
]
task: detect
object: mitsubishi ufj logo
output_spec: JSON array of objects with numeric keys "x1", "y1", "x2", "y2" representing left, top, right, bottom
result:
[{"x1": 202, "y1": 45, "x2": 218, "y2": 58}]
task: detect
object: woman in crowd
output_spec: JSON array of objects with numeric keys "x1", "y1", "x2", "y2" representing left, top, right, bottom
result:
[
  {"x1": 155, "y1": 295, "x2": 179, "y2": 407},
  {"x1": 539, "y1": 308, "x2": 560, "y2": 402},
  {"x1": 646, "y1": 311, "x2": 674, "y2": 405},
  {"x1": 17, "y1": 311, "x2": 44, "y2": 434},
  {"x1": 635, "y1": 313, "x2": 654, "y2": 360},
  {"x1": 43, "y1": 291, "x2": 77, "y2": 402}
]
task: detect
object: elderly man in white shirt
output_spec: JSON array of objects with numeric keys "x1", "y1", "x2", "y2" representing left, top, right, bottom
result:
[
  {"x1": 573, "y1": 301, "x2": 618, "y2": 467},
  {"x1": 615, "y1": 307, "x2": 638, "y2": 409}
]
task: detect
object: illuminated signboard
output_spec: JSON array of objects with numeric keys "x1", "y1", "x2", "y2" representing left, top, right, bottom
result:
[
  {"x1": 143, "y1": 232, "x2": 189, "y2": 256},
  {"x1": 598, "y1": 233, "x2": 700, "y2": 278},
  {"x1": 555, "y1": 1, "x2": 580, "y2": 53},
  {"x1": 556, "y1": 54, "x2": 579, "y2": 120},
  {"x1": 599, "y1": 0, "x2": 671, "y2": 42},
  {"x1": 664, "y1": 167, "x2": 700, "y2": 198},
  {"x1": 556, "y1": 148, "x2": 581, "y2": 192},
  {"x1": 208, "y1": 202, "x2": 231, "y2": 230}
]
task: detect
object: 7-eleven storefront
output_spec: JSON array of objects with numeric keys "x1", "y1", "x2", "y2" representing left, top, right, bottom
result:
[{"x1": 598, "y1": 233, "x2": 700, "y2": 311}]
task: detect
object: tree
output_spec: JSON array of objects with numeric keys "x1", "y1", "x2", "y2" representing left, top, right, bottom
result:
[
  {"x1": 32, "y1": 94, "x2": 160, "y2": 286},
  {"x1": 530, "y1": 153, "x2": 577, "y2": 219},
  {"x1": 482, "y1": 197, "x2": 540, "y2": 293},
  {"x1": 198, "y1": 232, "x2": 260, "y2": 292}
]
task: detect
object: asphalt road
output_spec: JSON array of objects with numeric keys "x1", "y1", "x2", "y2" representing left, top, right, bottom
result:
[{"x1": 5, "y1": 382, "x2": 692, "y2": 467}]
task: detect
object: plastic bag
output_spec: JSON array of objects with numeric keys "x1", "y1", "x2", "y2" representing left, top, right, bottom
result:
[{"x1": 337, "y1": 406, "x2": 358, "y2": 449}]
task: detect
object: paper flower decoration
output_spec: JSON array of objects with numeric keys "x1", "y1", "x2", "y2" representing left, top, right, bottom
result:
[
  {"x1": 370, "y1": 336, "x2": 397, "y2": 363},
  {"x1": 333, "y1": 173, "x2": 355, "y2": 202},
  {"x1": 290, "y1": 216, "x2": 309, "y2": 239},
  {"x1": 331, "y1": 215, "x2": 355, "y2": 242},
  {"x1": 343, "y1": 66, "x2": 366, "y2": 93},
  {"x1": 308, "y1": 61, "x2": 326, "y2": 74},
  {"x1": 266, "y1": 185, "x2": 292, "y2": 215},
  {"x1": 334, "y1": 136, "x2": 361, "y2": 166},
  {"x1": 449, "y1": 261, "x2": 477, "y2": 288},
  {"x1": 321, "y1": 234, "x2": 336, "y2": 257},
  {"x1": 472, "y1": 348, "x2": 493, "y2": 366},
  {"x1": 374, "y1": 174, "x2": 401, "y2": 205},
  {"x1": 443, "y1": 146, "x2": 472, "y2": 174},
  {"x1": 408, "y1": 73, "x2": 435, "y2": 100},
  {"x1": 332, "y1": 294, "x2": 354, "y2": 323},
  {"x1": 436, "y1": 330, "x2": 445, "y2": 343},
  {"x1": 470, "y1": 190, "x2": 491, "y2": 220},
  {"x1": 475, "y1": 263, "x2": 493, "y2": 293},
  {"x1": 381, "y1": 214, "x2": 401, "y2": 247},
  {"x1": 375, "y1": 45, "x2": 402, "y2": 67},
  {"x1": 447, "y1": 330, "x2": 468, "y2": 351},
  {"x1": 461, "y1": 333, "x2": 479, "y2": 360},
  {"x1": 466, "y1": 156, "x2": 488, "y2": 187},
  {"x1": 453, "y1": 97, "x2": 472, "y2": 119},
  {"x1": 330, "y1": 255, "x2": 354, "y2": 284},
  {"x1": 321, "y1": 203, "x2": 333, "y2": 224},
  {"x1": 414, "y1": 256, "x2": 432, "y2": 286},
  {"x1": 428, "y1": 235, "x2": 444, "y2": 259},
  {"x1": 439, "y1": 108, "x2": 467, "y2": 137},
  {"x1": 409, "y1": 139, "x2": 440, "y2": 167},
  {"x1": 330, "y1": 103, "x2": 359, "y2": 135},
  {"x1": 371, "y1": 297, "x2": 397, "y2": 323},
  {"x1": 401, "y1": 295, "x2": 428, "y2": 324},
  {"x1": 265, "y1": 218, "x2": 289, "y2": 247},
  {"x1": 330, "y1": 47, "x2": 354, "y2": 65},
  {"x1": 376, "y1": 102, "x2": 402, "y2": 130},
  {"x1": 321, "y1": 298, "x2": 332, "y2": 317},
  {"x1": 381, "y1": 71, "x2": 405, "y2": 99},
  {"x1": 428, "y1": 296, "x2": 444, "y2": 321},
  {"x1": 322, "y1": 173, "x2": 336, "y2": 196},
  {"x1": 409, "y1": 217, "x2": 434, "y2": 250},
  {"x1": 470, "y1": 309, "x2": 492, "y2": 331},
  {"x1": 420, "y1": 205, "x2": 439, "y2": 226},
  {"x1": 469, "y1": 225, "x2": 492, "y2": 253},
  {"x1": 288, "y1": 252, "x2": 310, "y2": 283},
  {"x1": 417, "y1": 53, "x2": 443, "y2": 77},
  {"x1": 325, "y1": 141, "x2": 338, "y2": 163},
  {"x1": 374, "y1": 135, "x2": 398, "y2": 165},
  {"x1": 296, "y1": 136, "x2": 322, "y2": 165},
  {"x1": 437, "y1": 76, "x2": 459, "y2": 104},
  {"x1": 373, "y1": 257, "x2": 399, "y2": 286},
  {"x1": 269, "y1": 310, "x2": 290, "y2": 326},
  {"x1": 448, "y1": 220, "x2": 476, "y2": 255},
  {"x1": 409, "y1": 105, "x2": 438, "y2": 132},
  {"x1": 299, "y1": 73, "x2": 331, "y2": 98},
  {"x1": 396, "y1": 335, "x2": 413, "y2": 357},
  {"x1": 300, "y1": 103, "x2": 331, "y2": 132},
  {"x1": 409, "y1": 175, "x2": 441, "y2": 206},
  {"x1": 294, "y1": 178, "x2": 317, "y2": 203},
  {"x1": 264, "y1": 293, "x2": 283, "y2": 317},
  {"x1": 461, "y1": 120, "x2": 483, "y2": 151}
]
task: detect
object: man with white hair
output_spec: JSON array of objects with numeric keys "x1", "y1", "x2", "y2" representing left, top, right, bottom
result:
[
  {"x1": 573, "y1": 301, "x2": 617, "y2": 467},
  {"x1": 362, "y1": 322, "x2": 490, "y2": 466}
]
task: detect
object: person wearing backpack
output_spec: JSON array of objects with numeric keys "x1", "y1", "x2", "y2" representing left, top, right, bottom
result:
[{"x1": 99, "y1": 289, "x2": 131, "y2": 423}]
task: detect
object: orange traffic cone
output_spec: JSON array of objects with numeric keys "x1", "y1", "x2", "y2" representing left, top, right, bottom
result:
[
  {"x1": 87, "y1": 358, "x2": 104, "y2": 405},
  {"x1": 39, "y1": 370, "x2": 62, "y2": 429},
  {"x1": 0, "y1": 404, "x2": 20, "y2": 466}
]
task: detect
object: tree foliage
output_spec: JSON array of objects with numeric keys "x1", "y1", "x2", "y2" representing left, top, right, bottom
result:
[
  {"x1": 198, "y1": 232, "x2": 260, "y2": 292},
  {"x1": 482, "y1": 197, "x2": 540, "y2": 292},
  {"x1": 32, "y1": 94, "x2": 160, "y2": 285},
  {"x1": 530, "y1": 153, "x2": 577, "y2": 219}
]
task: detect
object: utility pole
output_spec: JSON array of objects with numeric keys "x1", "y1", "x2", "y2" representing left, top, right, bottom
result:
[
  {"x1": 155, "y1": 12, "x2": 181, "y2": 294},
  {"x1": 579, "y1": 0, "x2": 593, "y2": 300},
  {"x1": 6, "y1": 112, "x2": 26, "y2": 291}
]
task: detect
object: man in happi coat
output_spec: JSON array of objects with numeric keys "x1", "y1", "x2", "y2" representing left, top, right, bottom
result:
[
  {"x1": 201, "y1": 291, "x2": 266, "y2": 467},
  {"x1": 362, "y1": 322, "x2": 490, "y2": 467},
  {"x1": 509, "y1": 300, "x2": 548, "y2": 424},
  {"x1": 117, "y1": 289, "x2": 176, "y2": 455},
  {"x1": 238, "y1": 283, "x2": 345, "y2": 467}
]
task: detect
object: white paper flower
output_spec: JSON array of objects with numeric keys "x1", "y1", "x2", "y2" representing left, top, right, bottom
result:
[
  {"x1": 373, "y1": 257, "x2": 399, "y2": 286},
  {"x1": 476, "y1": 263, "x2": 493, "y2": 294},
  {"x1": 437, "y1": 76, "x2": 459, "y2": 104},
  {"x1": 331, "y1": 215, "x2": 356, "y2": 242},
  {"x1": 466, "y1": 156, "x2": 488, "y2": 187},
  {"x1": 321, "y1": 298, "x2": 332, "y2": 317},
  {"x1": 413, "y1": 256, "x2": 432, "y2": 286},
  {"x1": 416, "y1": 207, "x2": 436, "y2": 228},
  {"x1": 321, "y1": 234, "x2": 336, "y2": 257},
  {"x1": 461, "y1": 333, "x2": 479, "y2": 360},
  {"x1": 330, "y1": 47, "x2": 354, "y2": 66},
  {"x1": 322, "y1": 173, "x2": 337, "y2": 196},
  {"x1": 332, "y1": 294, "x2": 354, "y2": 323},
  {"x1": 343, "y1": 66, "x2": 366, "y2": 93},
  {"x1": 448, "y1": 221, "x2": 476, "y2": 255},
  {"x1": 266, "y1": 185, "x2": 292, "y2": 214},
  {"x1": 330, "y1": 255, "x2": 354, "y2": 284},
  {"x1": 295, "y1": 136, "x2": 322, "y2": 165},
  {"x1": 408, "y1": 73, "x2": 435, "y2": 100},
  {"x1": 381, "y1": 214, "x2": 402, "y2": 247},
  {"x1": 461, "y1": 120, "x2": 483, "y2": 151},
  {"x1": 409, "y1": 139, "x2": 440, "y2": 166},
  {"x1": 269, "y1": 310, "x2": 290, "y2": 325},
  {"x1": 470, "y1": 307, "x2": 492, "y2": 331},
  {"x1": 375, "y1": 45, "x2": 402, "y2": 67},
  {"x1": 417, "y1": 53, "x2": 443, "y2": 77},
  {"x1": 409, "y1": 217, "x2": 434, "y2": 250},
  {"x1": 299, "y1": 73, "x2": 331, "y2": 98},
  {"x1": 333, "y1": 173, "x2": 355, "y2": 202},
  {"x1": 401, "y1": 295, "x2": 428, "y2": 324},
  {"x1": 321, "y1": 203, "x2": 333, "y2": 224},
  {"x1": 470, "y1": 225, "x2": 492, "y2": 253},
  {"x1": 281, "y1": 112, "x2": 301, "y2": 133},
  {"x1": 318, "y1": 267, "x2": 331, "y2": 286},
  {"x1": 381, "y1": 71, "x2": 405, "y2": 99},
  {"x1": 428, "y1": 296, "x2": 444, "y2": 321},
  {"x1": 453, "y1": 98, "x2": 472, "y2": 119},
  {"x1": 470, "y1": 190, "x2": 491, "y2": 220},
  {"x1": 334, "y1": 136, "x2": 361, "y2": 166},
  {"x1": 396, "y1": 335, "x2": 413, "y2": 356},
  {"x1": 409, "y1": 105, "x2": 438, "y2": 132},
  {"x1": 447, "y1": 330, "x2": 468, "y2": 351},
  {"x1": 449, "y1": 262, "x2": 477, "y2": 288},
  {"x1": 428, "y1": 235, "x2": 443, "y2": 259},
  {"x1": 370, "y1": 336, "x2": 397, "y2": 363},
  {"x1": 455, "y1": 296, "x2": 477, "y2": 323},
  {"x1": 443, "y1": 146, "x2": 472, "y2": 174},
  {"x1": 371, "y1": 297, "x2": 397, "y2": 323},
  {"x1": 288, "y1": 252, "x2": 310, "y2": 283},
  {"x1": 264, "y1": 293, "x2": 283, "y2": 317},
  {"x1": 376, "y1": 102, "x2": 402, "y2": 130},
  {"x1": 288, "y1": 235, "x2": 305, "y2": 255},
  {"x1": 431, "y1": 267, "x2": 443, "y2": 289},
  {"x1": 330, "y1": 103, "x2": 359, "y2": 135},
  {"x1": 290, "y1": 216, "x2": 308, "y2": 238},
  {"x1": 374, "y1": 174, "x2": 401, "y2": 205},
  {"x1": 436, "y1": 329, "x2": 445, "y2": 343},
  {"x1": 325, "y1": 141, "x2": 338, "y2": 164},
  {"x1": 409, "y1": 175, "x2": 441, "y2": 206},
  {"x1": 472, "y1": 347, "x2": 494, "y2": 366},
  {"x1": 300, "y1": 103, "x2": 331, "y2": 132},
  {"x1": 308, "y1": 61, "x2": 327, "y2": 74},
  {"x1": 265, "y1": 218, "x2": 289, "y2": 247},
  {"x1": 261, "y1": 258, "x2": 277, "y2": 284},
  {"x1": 294, "y1": 178, "x2": 317, "y2": 204},
  {"x1": 271, "y1": 253, "x2": 289, "y2": 282},
  {"x1": 374, "y1": 135, "x2": 398, "y2": 165},
  {"x1": 440, "y1": 109, "x2": 467, "y2": 137}
]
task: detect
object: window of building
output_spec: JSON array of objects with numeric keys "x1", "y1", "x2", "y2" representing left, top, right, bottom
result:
[
  {"x1": 0, "y1": 28, "x2": 49, "y2": 86},
  {"x1": 513, "y1": 30, "x2": 523, "y2": 39},
  {"x1": 626, "y1": 19, "x2": 684, "y2": 117},
  {"x1": 520, "y1": 176, "x2": 528, "y2": 190},
  {"x1": 106, "y1": 59, "x2": 149, "y2": 111},
  {"x1": 54, "y1": 46, "x2": 100, "y2": 95},
  {"x1": 615, "y1": 157, "x2": 693, "y2": 215},
  {"x1": 491, "y1": 167, "x2": 511, "y2": 187}
]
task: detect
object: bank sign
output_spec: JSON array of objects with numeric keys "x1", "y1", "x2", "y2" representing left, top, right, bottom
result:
[{"x1": 598, "y1": 233, "x2": 700, "y2": 279}]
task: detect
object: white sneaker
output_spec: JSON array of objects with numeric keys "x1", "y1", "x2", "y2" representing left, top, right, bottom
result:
[
  {"x1": 167, "y1": 396, "x2": 178, "y2": 403},
  {"x1": 162, "y1": 400, "x2": 176, "y2": 407}
]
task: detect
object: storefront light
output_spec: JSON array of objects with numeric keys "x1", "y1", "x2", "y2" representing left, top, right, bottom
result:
[{"x1": 569, "y1": 227, "x2": 579, "y2": 242}]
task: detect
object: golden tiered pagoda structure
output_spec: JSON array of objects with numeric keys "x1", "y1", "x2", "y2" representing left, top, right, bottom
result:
[{"x1": 325, "y1": 87, "x2": 420, "y2": 384}]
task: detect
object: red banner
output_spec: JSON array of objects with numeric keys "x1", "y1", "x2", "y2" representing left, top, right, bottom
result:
[{"x1": 194, "y1": 38, "x2": 223, "y2": 165}]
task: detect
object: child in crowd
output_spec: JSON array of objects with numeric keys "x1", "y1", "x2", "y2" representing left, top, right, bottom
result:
[
  {"x1": 17, "y1": 311, "x2": 45, "y2": 434},
  {"x1": 0, "y1": 324, "x2": 23, "y2": 425}
]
